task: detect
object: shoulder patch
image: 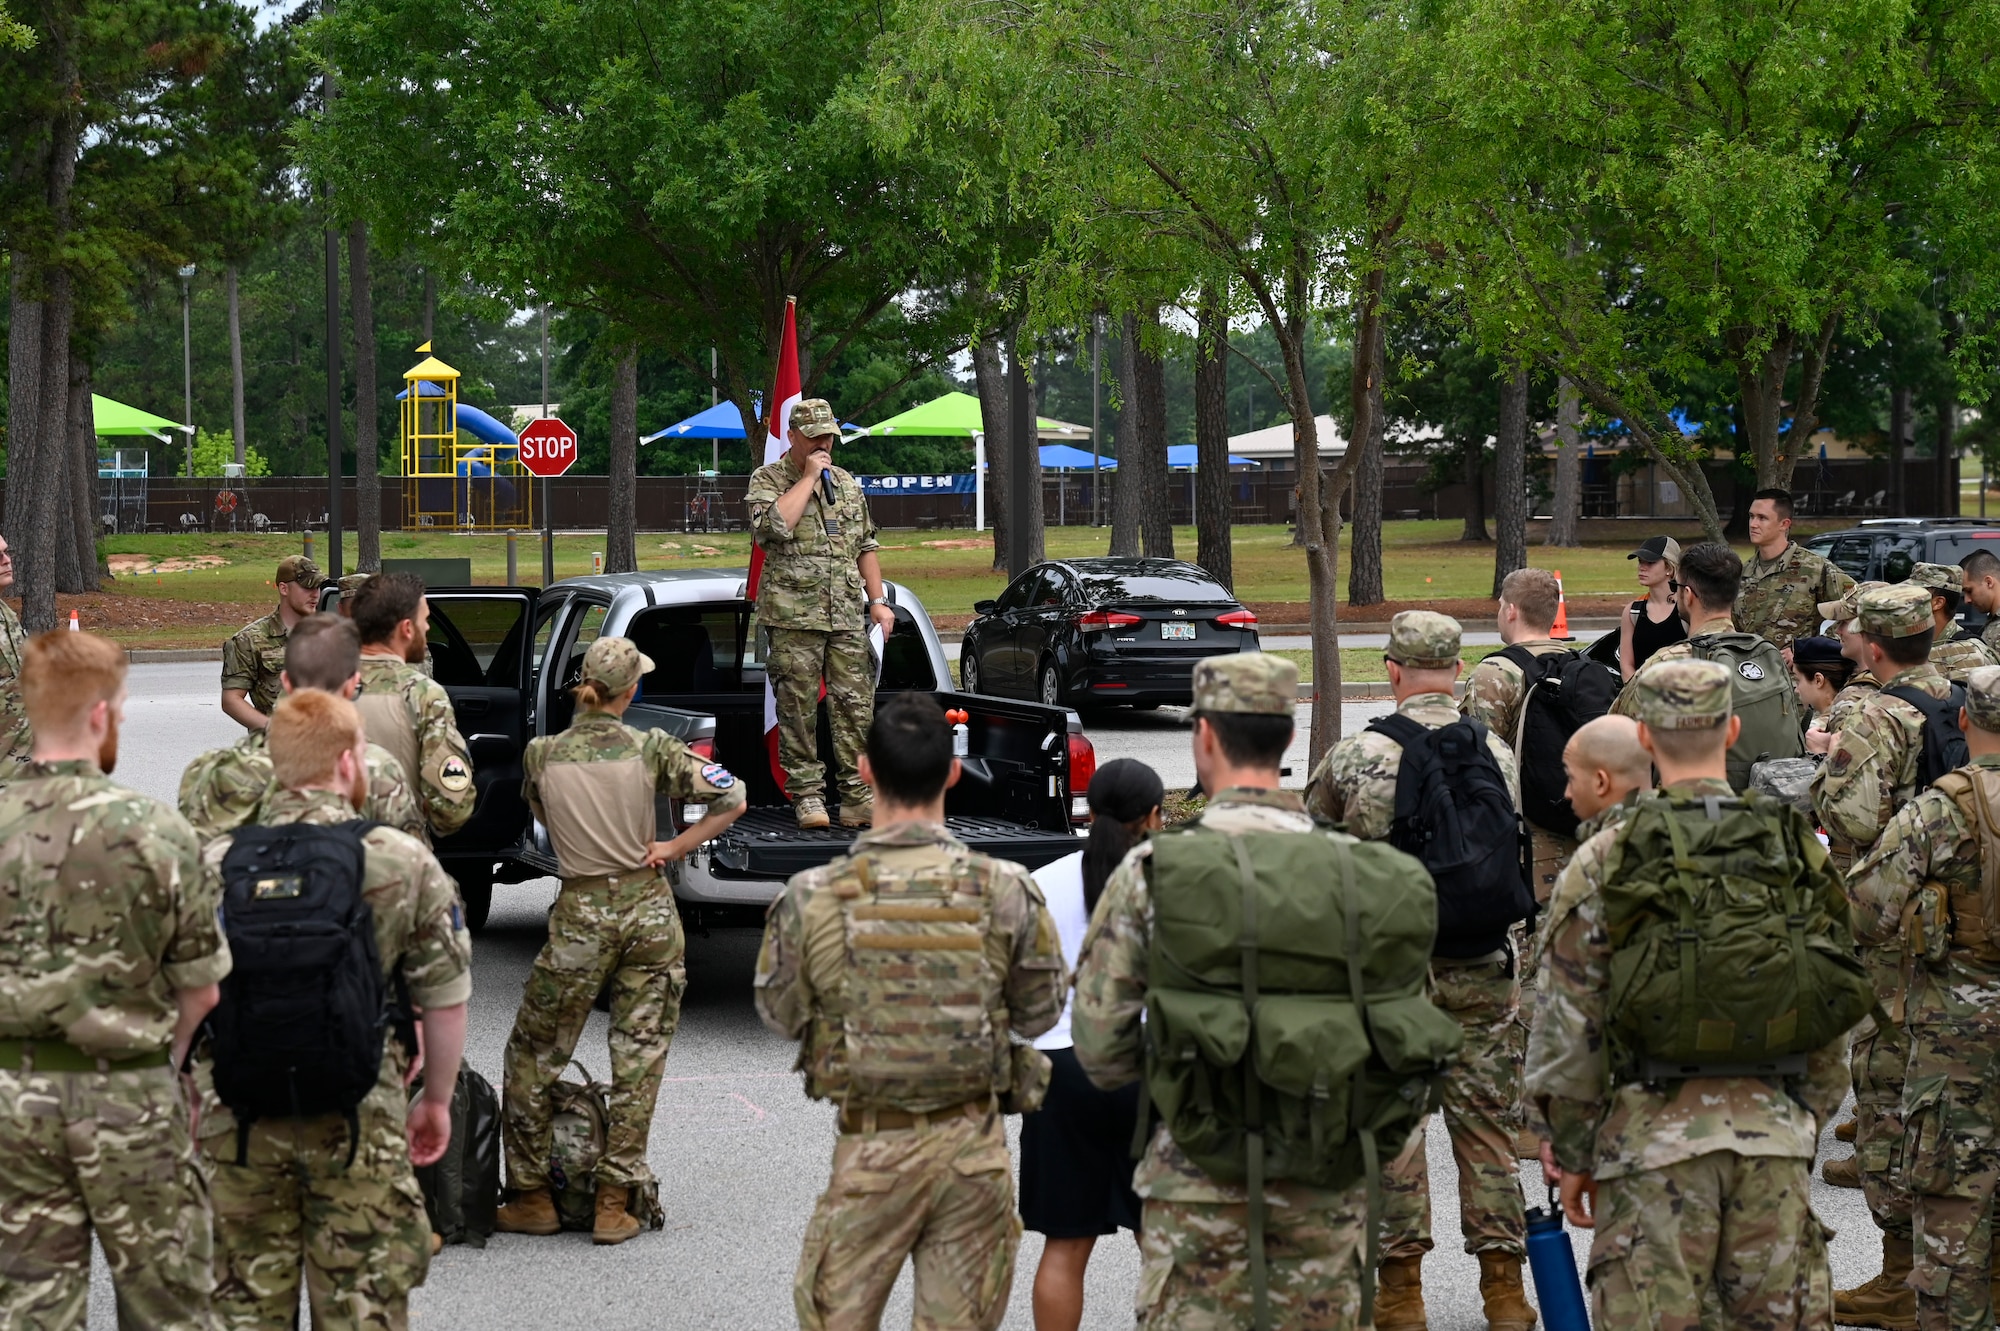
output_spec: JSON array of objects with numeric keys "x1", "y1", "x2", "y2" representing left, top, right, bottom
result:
[
  {"x1": 700, "y1": 762, "x2": 736, "y2": 790},
  {"x1": 438, "y1": 756, "x2": 473, "y2": 793}
]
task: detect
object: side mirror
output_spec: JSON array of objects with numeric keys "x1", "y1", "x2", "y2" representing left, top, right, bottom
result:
[{"x1": 973, "y1": 599, "x2": 998, "y2": 616}]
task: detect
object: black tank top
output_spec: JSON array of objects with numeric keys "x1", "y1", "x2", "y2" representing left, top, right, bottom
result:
[{"x1": 1630, "y1": 598, "x2": 1688, "y2": 670}]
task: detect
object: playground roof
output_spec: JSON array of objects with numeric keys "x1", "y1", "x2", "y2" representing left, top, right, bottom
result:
[
  {"x1": 404, "y1": 355, "x2": 460, "y2": 381},
  {"x1": 92, "y1": 393, "x2": 189, "y2": 441}
]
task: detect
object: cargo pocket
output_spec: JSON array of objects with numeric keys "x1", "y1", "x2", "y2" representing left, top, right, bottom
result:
[
  {"x1": 1146, "y1": 990, "x2": 1249, "y2": 1168},
  {"x1": 952, "y1": 1144, "x2": 1019, "y2": 1325},
  {"x1": 1134, "y1": 1222, "x2": 1177, "y2": 1327},
  {"x1": 1798, "y1": 1207, "x2": 1837, "y2": 1330},
  {"x1": 1584, "y1": 1205, "x2": 1652, "y2": 1327},
  {"x1": 1901, "y1": 1077, "x2": 1953, "y2": 1195},
  {"x1": 1254, "y1": 996, "x2": 1367, "y2": 1163},
  {"x1": 794, "y1": 1206, "x2": 833, "y2": 1331}
]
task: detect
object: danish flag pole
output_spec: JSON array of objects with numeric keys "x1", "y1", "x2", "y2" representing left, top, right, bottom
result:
[{"x1": 751, "y1": 298, "x2": 804, "y2": 793}]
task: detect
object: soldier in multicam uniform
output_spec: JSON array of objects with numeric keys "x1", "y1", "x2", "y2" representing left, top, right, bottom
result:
[
  {"x1": 496, "y1": 637, "x2": 746, "y2": 1245},
  {"x1": 0, "y1": 630, "x2": 229, "y2": 1329},
  {"x1": 179, "y1": 613, "x2": 424, "y2": 841},
  {"x1": 220, "y1": 552, "x2": 323, "y2": 731},
  {"x1": 1306, "y1": 611, "x2": 1535, "y2": 1331},
  {"x1": 1737, "y1": 486, "x2": 1854, "y2": 653},
  {"x1": 1849, "y1": 662, "x2": 2000, "y2": 1331},
  {"x1": 0, "y1": 530, "x2": 29, "y2": 771},
  {"x1": 758, "y1": 691, "x2": 1064, "y2": 1330},
  {"x1": 745, "y1": 397, "x2": 898, "y2": 829},
  {"x1": 1530, "y1": 657, "x2": 1849, "y2": 1329},
  {"x1": 1959, "y1": 551, "x2": 2000, "y2": 658},
  {"x1": 1909, "y1": 562, "x2": 2000, "y2": 684},
  {"x1": 349, "y1": 571, "x2": 476, "y2": 841},
  {"x1": 1813, "y1": 582, "x2": 1887, "y2": 747},
  {"x1": 1073, "y1": 654, "x2": 1371, "y2": 1329},
  {"x1": 194, "y1": 689, "x2": 471, "y2": 1329},
  {"x1": 335, "y1": 571, "x2": 372, "y2": 616},
  {"x1": 1813, "y1": 582, "x2": 1952, "y2": 1323}
]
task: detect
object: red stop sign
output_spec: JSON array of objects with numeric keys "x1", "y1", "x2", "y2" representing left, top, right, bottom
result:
[{"x1": 517, "y1": 417, "x2": 578, "y2": 477}]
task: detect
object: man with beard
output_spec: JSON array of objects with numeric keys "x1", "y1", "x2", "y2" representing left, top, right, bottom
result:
[
  {"x1": 0, "y1": 630, "x2": 230, "y2": 1328},
  {"x1": 0, "y1": 531, "x2": 28, "y2": 771},
  {"x1": 349, "y1": 572, "x2": 475, "y2": 842}
]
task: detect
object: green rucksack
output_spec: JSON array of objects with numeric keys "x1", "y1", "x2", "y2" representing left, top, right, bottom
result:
[
  {"x1": 1143, "y1": 827, "x2": 1462, "y2": 1329},
  {"x1": 1600, "y1": 790, "x2": 1872, "y2": 1081},
  {"x1": 545, "y1": 1062, "x2": 663, "y2": 1234},
  {"x1": 1683, "y1": 631, "x2": 1805, "y2": 792}
]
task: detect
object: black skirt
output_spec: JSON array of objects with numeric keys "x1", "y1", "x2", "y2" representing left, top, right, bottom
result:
[{"x1": 1019, "y1": 1045, "x2": 1144, "y2": 1238}]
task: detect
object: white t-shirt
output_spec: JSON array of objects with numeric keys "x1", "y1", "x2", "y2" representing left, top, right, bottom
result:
[{"x1": 1031, "y1": 850, "x2": 1089, "y2": 1051}]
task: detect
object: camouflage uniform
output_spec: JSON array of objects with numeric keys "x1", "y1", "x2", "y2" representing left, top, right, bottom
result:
[
  {"x1": 0, "y1": 597, "x2": 28, "y2": 771},
  {"x1": 1307, "y1": 613, "x2": 1527, "y2": 1268},
  {"x1": 756, "y1": 820, "x2": 1064, "y2": 1330},
  {"x1": 1736, "y1": 538, "x2": 1854, "y2": 652},
  {"x1": 220, "y1": 608, "x2": 293, "y2": 717},
  {"x1": 1826, "y1": 670, "x2": 1882, "y2": 737},
  {"x1": 1984, "y1": 617, "x2": 2000, "y2": 660},
  {"x1": 504, "y1": 648, "x2": 744, "y2": 1197},
  {"x1": 354, "y1": 654, "x2": 475, "y2": 841},
  {"x1": 745, "y1": 399, "x2": 882, "y2": 817},
  {"x1": 1913, "y1": 562, "x2": 2000, "y2": 684},
  {"x1": 1849, "y1": 697, "x2": 2000, "y2": 1331},
  {"x1": 178, "y1": 726, "x2": 426, "y2": 842},
  {"x1": 1077, "y1": 656, "x2": 1371, "y2": 1331},
  {"x1": 0, "y1": 758, "x2": 230, "y2": 1330},
  {"x1": 1815, "y1": 584, "x2": 1952, "y2": 1248},
  {"x1": 1527, "y1": 658, "x2": 1848, "y2": 1331},
  {"x1": 196, "y1": 787, "x2": 472, "y2": 1330}
]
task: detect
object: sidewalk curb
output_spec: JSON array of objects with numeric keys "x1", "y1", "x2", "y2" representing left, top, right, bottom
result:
[
  {"x1": 936, "y1": 617, "x2": 1620, "y2": 643},
  {"x1": 129, "y1": 649, "x2": 223, "y2": 664}
]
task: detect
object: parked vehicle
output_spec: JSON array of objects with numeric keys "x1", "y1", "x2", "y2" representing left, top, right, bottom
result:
[
  {"x1": 959, "y1": 557, "x2": 1261, "y2": 708},
  {"x1": 1802, "y1": 517, "x2": 2000, "y2": 630},
  {"x1": 362, "y1": 572, "x2": 1093, "y2": 931}
]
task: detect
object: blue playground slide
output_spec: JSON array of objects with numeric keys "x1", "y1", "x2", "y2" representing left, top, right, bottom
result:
[{"x1": 397, "y1": 383, "x2": 523, "y2": 518}]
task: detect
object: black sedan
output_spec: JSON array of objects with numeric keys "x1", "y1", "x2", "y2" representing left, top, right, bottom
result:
[{"x1": 958, "y1": 557, "x2": 1262, "y2": 707}]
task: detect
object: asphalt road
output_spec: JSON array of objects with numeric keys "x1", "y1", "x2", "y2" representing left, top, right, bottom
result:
[{"x1": 88, "y1": 663, "x2": 1879, "y2": 1329}]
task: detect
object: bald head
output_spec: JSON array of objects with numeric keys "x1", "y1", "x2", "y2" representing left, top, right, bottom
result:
[{"x1": 1562, "y1": 715, "x2": 1652, "y2": 822}]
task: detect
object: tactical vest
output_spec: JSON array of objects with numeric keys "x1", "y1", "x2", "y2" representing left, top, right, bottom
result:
[
  {"x1": 797, "y1": 843, "x2": 1018, "y2": 1114},
  {"x1": 1925, "y1": 768, "x2": 2000, "y2": 965}
]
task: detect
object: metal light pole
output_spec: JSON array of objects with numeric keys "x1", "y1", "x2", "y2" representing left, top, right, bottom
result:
[
  {"x1": 180, "y1": 264, "x2": 196, "y2": 477},
  {"x1": 540, "y1": 302, "x2": 553, "y2": 587},
  {"x1": 710, "y1": 345, "x2": 719, "y2": 474},
  {"x1": 1090, "y1": 314, "x2": 1102, "y2": 526}
]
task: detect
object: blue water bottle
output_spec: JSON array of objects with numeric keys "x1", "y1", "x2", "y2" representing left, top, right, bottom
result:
[{"x1": 1524, "y1": 1185, "x2": 1591, "y2": 1331}]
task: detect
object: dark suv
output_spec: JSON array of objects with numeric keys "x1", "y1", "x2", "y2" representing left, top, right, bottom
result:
[{"x1": 1802, "y1": 517, "x2": 2000, "y2": 630}]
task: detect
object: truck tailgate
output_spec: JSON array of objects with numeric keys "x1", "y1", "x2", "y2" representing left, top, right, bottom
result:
[{"x1": 706, "y1": 807, "x2": 1079, "y2": 880}]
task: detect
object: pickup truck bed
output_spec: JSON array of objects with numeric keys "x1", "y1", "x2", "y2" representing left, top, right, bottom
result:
[{"x1": 705, "y1": 808, "x2": 1081, "y2": 880}]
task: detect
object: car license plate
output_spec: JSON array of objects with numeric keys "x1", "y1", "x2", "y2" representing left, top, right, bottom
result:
[{"x1": 1161, "y1": 622, "x2": 1196, "y2": 640}]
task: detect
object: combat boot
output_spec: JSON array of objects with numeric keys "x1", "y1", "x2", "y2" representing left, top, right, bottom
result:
[
  {"x1": 1834, "y1": 1233, "x2": 1915, "y2": 1330},
  {"x1": 495, "y1": 1187, "x2": 560, "y2": 1236},
  {"x1": 1373, "y1": 1255, "x2": 1429, "y2": 1331},
  {"x1": 593, "y1": 1184, "x2": 642, "y2": 1246},
  {"x1": 1477, "y1": 1251, "x2": 1538, "y2": 1331},
  {"x1": 1835, "y1": 1117, "x2": 1858, "y2": 1144},
  {"x1": 842, "y1": 800, "x2": 873, "y2": 828},
  {"x1": 1823, "y1": 1156, "x2": 1863, "y2": 1189},
  {"x1": 795, "y1": 796, "x2": 830, "y2": 830}
]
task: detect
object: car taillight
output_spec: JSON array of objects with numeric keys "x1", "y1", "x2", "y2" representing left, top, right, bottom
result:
[
  {"x1": 687, "y1": 737, "x2": 715, "y2": 761},
  {"x1": 1066, "y1": 731, "x2": 1097, "y2": 823},
  {"x1": 1214, "y1": 609, "x2": 1258, "y2": 628},
  {"x1": 1077, "y1": 609, "x2": 1143, "y2": 631}
]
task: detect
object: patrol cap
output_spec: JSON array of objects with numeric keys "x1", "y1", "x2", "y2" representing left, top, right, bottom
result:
[
  {"x1": 1385, "y1": 610, "x2": 1461, "y2": 669},
  {"x1": 1909, "y1": 562, "x2": 1963, "y2": 595},
  {"x1": 788, "y1": 399, "x2": 841, "y2": 439},
  {"x1": 336, "y1": 572, "x2": 372, "y2": 598},
  {"x1": 1966, "y1": 665, "x2": 2000, "y2": 732},
  {"x1": 1818, "y1": 579, "x2": 1885, "y2": 627},
  {"x1": 1627, "y1": 657, "x2": 1733, "y2": 730},
  {"x1": 1857, "y1": 583, "x2": 1934, "y2": 638},
  {"x1": 276, "y1": 554, "x2": 324, "y2": 589},
  {"x1": 581, "y1": 636, "x2": 655, "y2": 692},
  {"x1": 1626, "y1": 535, "x2": 1682, "y2": 566},
  {"x1": 1191, "y1": 654, "x2": 1298, "y2": 716}
]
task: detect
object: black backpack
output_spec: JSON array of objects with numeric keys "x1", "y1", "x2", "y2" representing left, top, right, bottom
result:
[
  {"x1": 1367, "y1": 714, "x2": 1534, "y2": 958},
  {"x1": 209, "y1": 820, "x2": 403, "y2": 1164},
  {"x1": 1492, "y1": 645, "x2": 1621, "y2": 838},
  {"x1": 412, "y1": 1066, "x2": 503, "y2": 1247},
  {"x1": 1883, "y1": 683, "x2": 1970, "y2": 789}
]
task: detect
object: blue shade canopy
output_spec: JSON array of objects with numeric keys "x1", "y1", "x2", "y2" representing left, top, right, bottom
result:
[
  {"x1": 1040, "y1": 444, "x2": 1107, "y2": 469},
  {"x1": 1166, "y1": 445, "x2": 1256, "y2": 467},
  {"x1": 643, "y1": 400, "x2": 752, "y2": 441}
]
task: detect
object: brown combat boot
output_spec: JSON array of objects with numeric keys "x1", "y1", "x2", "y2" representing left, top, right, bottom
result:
[
  {"x1": 842, "y1": 801, "x2": 873, "y2": 828},
  {"x1": 1836, "y1": 1117, "x2": 1858, "y2": 1143},
  {"x1": 1373, "y1": 1255, "x2": 1429, "y2": 1331},
  {"x1": 1823, "y1": 1156, "x2": 1864, "y2": 1189},
  {"x1": 795, "y1": 796, "x2": 830, "y2": 830},
  {"x1": 494, "y1": 1187, "x2": 560, "y2": 1236},
  {"x1": 593, "y1": 1184, "x2": 642, "y2": 1246},
  {"x1": 1834, "y1": 1233, "x2": 1916, "y2": 1330},
  {"x1": 1478, "y1": 1251, "x2": 1538, "y2": 1331}
]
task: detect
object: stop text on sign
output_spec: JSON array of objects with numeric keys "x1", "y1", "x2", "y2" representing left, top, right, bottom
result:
[{"x1": 518, "y1": 417, "x2": 578, "y2": 477}]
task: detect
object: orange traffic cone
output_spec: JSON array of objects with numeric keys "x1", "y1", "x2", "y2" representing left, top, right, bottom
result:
[
  {"x1": 1551, "y1": 571, "x2": 1570, "y2": 640},
  {"x1": 67, "y1": 609, "x2": 79, "y2": 632}
]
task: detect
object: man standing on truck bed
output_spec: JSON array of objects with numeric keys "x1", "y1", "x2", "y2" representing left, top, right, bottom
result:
[
  {"x1": 349, "y1": 572, "x2": 476, "y2": 842},
  {"x1": 746, "y1": 398, "x2": 897, "y2": 830}
]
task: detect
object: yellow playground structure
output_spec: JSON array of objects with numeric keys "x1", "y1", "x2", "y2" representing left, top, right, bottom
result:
[{"x1": 399, "y1": 347, "x2": 534, "y2": 530}]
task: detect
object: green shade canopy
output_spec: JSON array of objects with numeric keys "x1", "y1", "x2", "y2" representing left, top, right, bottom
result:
[
  {"x1": 92, "y1": 394, "x2": 189, "y2": 441},
  {"x1": 857, "y1": 390, "x2": 1087, "y2": 440}
]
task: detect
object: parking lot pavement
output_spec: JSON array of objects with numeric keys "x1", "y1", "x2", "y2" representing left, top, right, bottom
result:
[{"x1": 83, "y1": 666, "x2": 1878, "y2": 1328}]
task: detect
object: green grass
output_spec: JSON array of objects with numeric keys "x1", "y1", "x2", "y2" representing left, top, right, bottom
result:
[{"x1": 1268, "y1": 646, "x2": 1496, "y2": 683}]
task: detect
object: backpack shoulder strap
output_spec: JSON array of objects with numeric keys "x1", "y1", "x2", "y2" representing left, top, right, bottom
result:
[
  {"x1": 1365, "y1": 713, "x2": 1438, "y2": 838},
  {"x1": 1366, "y1": 711, "x2": 1428, "y2": 748}
]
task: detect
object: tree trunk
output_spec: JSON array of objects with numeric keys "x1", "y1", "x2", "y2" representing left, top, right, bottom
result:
[
  {"x1": 69, "y1": 357, "x2": 98, "y2": 587},
  {"x1": 7, "y1": 262, "x2": 44, "y2": 558},
  {"x1": 1546, "y1": 377, "x2": 1582, "y2": 545},
  {"x1": 1109, "y1": 313, "x2": 1144, "y2": 557},
  {"x1": 1348, "y1": 326, "x2": 1386, "y2": 605},
  {"x1": 348, "y1": 222, "x2": 381, "y2": 571},
  {"x1": 1018, "y1": 331, "x2": 1045, "y2": 568},
  {"x1": 1005, "y1": 328, "x2": 1044, "y2": 578},
  {"x1": 1492, "y1": 362, "x2": 1529, "y2": 597},
  {"x1": 49, "y1": 327, "x2": 81, "y2": 596},
  {"x1": 1193, "y1": 287, "x2": 1233, "y2": 590},
  {"x1": 1730, "y1": 328, "x2": 1795, "y2": 489},
  {"x1": 1131, "y1": 307, "x2": 1173, "y2": 557},
  {"x1": 24, "y1": 264, "x2": 75, "y2": 628},
  {"x1": 226, "y1": 264, "x2": 247, "y2": 470},
  {"x1": 1461, "y1": 446, "x2": 1488, "y2": 541},
  {"x1": 1890, "y1": 385, "x2": 1911, "y2": 516},
  {"x1": 971, "y1": 335, "x2": 1008, "y2": 570},
  {"x1": 606, "y1": 345, "x2": 638, "y2": 573}
]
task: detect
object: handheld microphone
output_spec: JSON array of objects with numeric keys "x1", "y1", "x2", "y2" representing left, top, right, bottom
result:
[{"x1": 820, "y1": 460, "x2": 838, "y2": 507}]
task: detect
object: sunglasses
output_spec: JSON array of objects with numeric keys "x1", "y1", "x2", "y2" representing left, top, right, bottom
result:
[{"x1": 1668, "y1": 580, "x2": 1682, "y2": 593}]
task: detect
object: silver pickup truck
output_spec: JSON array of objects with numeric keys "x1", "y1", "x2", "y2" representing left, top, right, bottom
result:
[{"x1": 404, "y1": 571, "x2": 1094, "y2": 930}]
